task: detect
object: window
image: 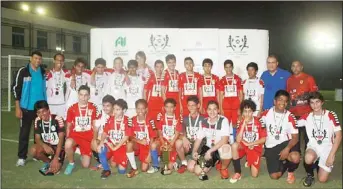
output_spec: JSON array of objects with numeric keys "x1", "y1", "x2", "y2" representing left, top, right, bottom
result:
[
  {"x1": 56, "y1": 33, "x2": 65, "y2": 51},
  {"x1": 12, "y1": 27, "x2": 25, "y2": 47},
  {"x1": 37, "y1": 30, "x2": 48, "y2": 50},
  {"x1": 73, "y1": 36, "x2": 81, "y2": 53}
]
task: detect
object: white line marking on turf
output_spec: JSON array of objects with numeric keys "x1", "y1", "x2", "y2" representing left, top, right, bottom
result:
[{"x1": 1, "y1": 138, "x2": 34, "y2": 143}]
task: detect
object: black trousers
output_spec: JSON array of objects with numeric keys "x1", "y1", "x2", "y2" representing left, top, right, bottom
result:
[{"x1": 18, "y1": 108, "x2": 36, "y2": 159}]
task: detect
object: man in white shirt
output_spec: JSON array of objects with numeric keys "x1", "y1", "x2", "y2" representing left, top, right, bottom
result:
[
  {"x1": 297, "y1": 92, "x2": 342, "y2": 187},
  {"x1": 259, "y1": 90, "x2": 300, "y2": 184}
]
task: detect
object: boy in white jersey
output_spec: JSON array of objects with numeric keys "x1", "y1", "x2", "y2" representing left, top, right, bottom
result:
[
  {"x1": 106, "y1": 57, "x2": 127, "y2": 100},
  {"x1": 46, "y1": 53, "x2": 69, "y2": 119},
  {"x1": 298, "y1": 92, "x2": 342, "y2": 187},
  {"x1": 89, "y1": 58, "x2": 111, "y2": 111},
  {"x1": 242, "y1": 62, "x2": 264, "y2": 117},
  {"x1": 135, "y1": 51, "x2": 153, "y2": 83},
  {"x1": 124, "y1": 60, "x2": 145, "y2": 118},
  {"x1": 259, "y1": 90, "x2": 300, "y2": 184}
]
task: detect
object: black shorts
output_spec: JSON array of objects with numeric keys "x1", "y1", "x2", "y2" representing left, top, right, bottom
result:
[
  {"x1": 44, "y1": 144, "x2": 65, "y2": 164},
  {"x1": 264, "y1": 141, "x2": 300, "y2": 174},
  {"x1": 198, "y1": 145, "x2": 220, "y2": 168}
]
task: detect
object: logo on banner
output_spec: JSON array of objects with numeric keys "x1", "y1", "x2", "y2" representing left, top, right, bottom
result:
[
  {"x1": 226, "y1": 35, "x2": 249, "y2": 55},
  {"x1": 148, "y1": 34, "x2": 171, "y2": 55},
  {"x1": 114, "y1": 36, "x2": 129, "y2": 56}
]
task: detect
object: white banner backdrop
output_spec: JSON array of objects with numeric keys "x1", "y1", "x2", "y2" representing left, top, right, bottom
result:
[
  {"x1": 218, "y1": 29, "x2": 269, "y2": 79},
  {"x1": 91, "y1": 28, "x2": 269, "y2": 78}
]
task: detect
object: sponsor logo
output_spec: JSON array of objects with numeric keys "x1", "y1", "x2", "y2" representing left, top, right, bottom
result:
[
  {"x1": 113, "y1": 36, "x2": 129, "y2": 56},
  {"x1": 226, "y1": 35, "x2": 249, "y2": 56},
  {"x1": 148, "y1": 34, "x2": 171, "y2": 55}
]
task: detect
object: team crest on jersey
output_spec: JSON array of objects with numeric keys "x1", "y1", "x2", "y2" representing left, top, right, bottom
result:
[
  {"x1": 88, "y1": 109, "x2": 93, "y2": 116},
  {"x1": 312, "y1": 129, "x2": 327, "y2": 141}
]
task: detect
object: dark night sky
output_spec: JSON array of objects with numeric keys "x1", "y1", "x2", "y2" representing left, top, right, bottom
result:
[{"x1": 2, "y1": 1, "x2": 342, "y2": 89}]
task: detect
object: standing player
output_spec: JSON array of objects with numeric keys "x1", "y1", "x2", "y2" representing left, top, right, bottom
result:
[
  {"x1": 242, "y1": 62, "x2": 264, "y2": 117},
  {"x1": 176, "y1": 96, "x2": 206, "y2": 174},
  {"x1": 46, "y1": 53, "x2": 69, "y2": 119},
  {"x1": 162, "y1": 54, "x2": 181, "y2": 117},
  {"x1": 64, "y1": 85, "x2": 100, "y2": 175},
  {"x1": 198, "y1": 58, "x2": 220, "y2": 114},
  {"x1": 179, "y1": 57, "x2": 201, "y2": 116},
  {"x1": 191, "y1": 101, "x2": 234, "y2": 180},
  {"x1": 219, "y1": 60, "x2": 243, "y2": 141},
  {"x1": 135, "y1": 51, "x2": 154, "y2": 83},
  {"x1": 97, "y1": 99, "x2": 132, "y2": 179},
  {"x1": 298, "y1": 92, "x2": 341, "y2": 187},
  {"x1": 259, "y1": 90, "x2": 300, "y2": 184},
  {"x1": 124, "y1": 60, "x2": 145, "y2": 118},
  {"x1": 156, "y1": 98, "x2": 183, "y2": 174},
  {"x1": 144, "y1": 60, "x2": 165, "y2": 120},
  {"x1": 65, "y1": 58, "x2": 91, "y2": 107},
  {"x1": 89, "y1": 58, "x2": 112, "y2": 111},
  {"x1": 230, "y1": 100, "x2": 267, "y2": 183},
  {"x1": 30, "y1": 100, "x2": 65, "y2": 175},
  {"x1": 106, "y1": 57, "x2": 127, "y2": 100},
  {"x1": 126, "y1": 99, "x2": 159, "y2": 177}
]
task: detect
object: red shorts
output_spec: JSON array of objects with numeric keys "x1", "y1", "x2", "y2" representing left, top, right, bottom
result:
[
  {"x1": 106, "y1": 145, "x2": 128, "y2": 168},
  {"x1": 159, "y1": 139, "x2": 177, "y2": 163},
  {"x1": 69, "y1": 136, "x2": 92, "y2": 157},
  {"x1": 135, "y1": 143, "x2": 150, "y2": 164},
  {"x1": 223, "y1": 109, "x2": 238, "y2": 125},
  {"x1": 238, "y1": 143, "x2": 262, "y2": 169}
]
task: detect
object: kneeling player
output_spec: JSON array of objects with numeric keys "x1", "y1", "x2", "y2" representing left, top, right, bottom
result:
[
  {"x1": 90, "y1": 95, "x2": 116, "y2": 171},
  {"x1": 298, "y1": 92, "x2": 342, "y2": 187},
  {"x1": 230, "y1": 100, "x2": 267, "y2": 183},
  {"x1": 64, "y1": 85, "x2": 99, "y2": 175},
  {"x1": 126, "y1": 99, "x2": 159, "y2": 177},
  {"x1": 260, "y1": 90, "x2": 300, "y2": 184},
  {"x1": 191, "y1": 100, "x2": 234, "y2": 180},
  {"x1": 97, "y1": 99, "x2": 132, "y2": 179},
  {"x1": 156, "y1": 98, "x2": 182, "y2": 175},
  {"x1": 176, "y1": 96, "x2": 206, "y2": 174},
  {"x1": 30, "y1": 100, "x2": 65, "y2": 175}
]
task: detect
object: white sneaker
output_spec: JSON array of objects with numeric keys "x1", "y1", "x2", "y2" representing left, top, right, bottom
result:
[
  {"x1": 173, "y1": 162, "x2": 179, "y2": 171},
  {"x1": 16, "y1": 159, "x2": 26, "y2": 167},
  {"x1": 147, "y1": 166, "x2": 159, "y2": 174}
]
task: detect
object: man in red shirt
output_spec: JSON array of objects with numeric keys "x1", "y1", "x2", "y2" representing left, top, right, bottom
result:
[
  {"x1": 162, "y1": 54, "x2": 181, "y2": 117},
  {"x1": 219, "y1": 60, "x2": 243, "y2": 140},
  {"x1": 144, "y1": 60, "x2": 165, "y2": 120},
  {"x1": 179, "y1": 57, "x2": 201, "y2": 116},
  {"x1": 198, "y1": 58, "x2": 220, "y2": 114},
  {"x1": 64, "y1": 85, "x2": 100, "y2": 175}
]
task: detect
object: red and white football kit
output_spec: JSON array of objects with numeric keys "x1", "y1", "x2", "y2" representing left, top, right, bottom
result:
[
  {"x1": 298, "y1": 110, "x2": 341, "y2": 172},
  {"x1": 66, "y1": 102, "x2": 99, "y2": 157},
  {"x1": 219, "y1": 74, "x2": 242, "y2": 126},
  {"x1": 105, "y1": 68, "x2": 127, "y2": 100},
  {"x1": 236, "y1": 117, "x2": 267, "y2": 169},
  {"x1": 162, "y1": 69, "x2": 181, "y2": 116},
  {"x1": 137, "y1": 67, "x2": 154, "y2": 84},
  {"x1": 198, "y1": 74, "x2": 220, "y2": 112},
  {"x1": 286, "y1": 73, "x2": 318, "y2": 117},
  {"x1": 179, "y1": 72, "x2": 201, "y2": 116},
  {"x1": 131, "y1": 116, "x2": 157, "y2": 163},
  {"x1": 46, "y1": 69, "x2": 70, "y2": 119},
  {"x1": 103, "y1": 115, "x2": 132, "y2": 167},
  {"x1": 242, "y1": 77, "x2": 265, "y2": 116},
  {"x1": 145, "y1": 72, "x2": 164, "y2": 120},
  {"x1": 157, "y1": 114, "x2": 182, "y2": 163},
  {"x1": 90, "y1": 68, "x2": 113, "y2": 111},
  {"x1": 65, "y1": 70, "x2": 92, "y2": 108},
  {"x1": 124, "y1": 75, "x2": 145, "y2": 118}
]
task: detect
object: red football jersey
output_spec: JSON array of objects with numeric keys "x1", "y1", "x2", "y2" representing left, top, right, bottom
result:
[
  {"x1": 157, "y1": 114, "x2": 182, "y2": 141},
  {"x1": 219, "y1": 74, "x2": 242, "y2": 110},
  {"x1": 66, "y1": 102, "x2": 100, "y2": 140},
  {"x1": 198, "y1": 74, "x2": 220, "y2": 109},
  {"x1": 130, "y1": 116, "x2": 157, "y2": 142},
  {"x1": 162, "y1": 69, "x2": 180, "y2": 99},
  {"x1": 179, "y1": 72, "x2": 201, "y2": 104},
  {"x1": 286, "y1": 73, "x2": 318, "y2": 117},
  {"x1": 103, "y1": 115, "x2": 132, "y2": 146},
  {"x1": 237, "y1": 117, "x2": 267, "y2": 152},
  {"x1": 144, "y1": 72, "x2": 164, "y2": 109}
]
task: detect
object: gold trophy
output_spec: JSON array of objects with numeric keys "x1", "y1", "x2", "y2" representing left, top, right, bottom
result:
[
  {"x1": 197, "y1": 155, "x2": 209, "y2": 181},
  {"x1": 161, "y1": 142, "x2": 172, "y2": 175}
]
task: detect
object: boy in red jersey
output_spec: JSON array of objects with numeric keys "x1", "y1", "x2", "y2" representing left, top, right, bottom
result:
[
  {"x1": 219, "y1": 60, "x2": 243, "y2": 141},
  {"x1": 156, "y1": 98, "x2": 183, "y2": 175},
  {"x1": 179, "y1": 57, "x2": 201, "y2": 116},
  {"x1": 198, "y1": 58, "x2": 220, "y2": 114},
  {"x1": 161, "y1": 54, "x2": 181, "y2": 117},
  {"x1": 97, "y1": 99, "x2": 132, "y2": 179},
  {"x1": 144, "y1": 60, "x2": 165, "y2": 120},
  {"x1": 230, "y1": 99, "x2": 267, "y2": 183},
  {"x1": 64, "y1": 85, "x2": 100, "y2": 175}
]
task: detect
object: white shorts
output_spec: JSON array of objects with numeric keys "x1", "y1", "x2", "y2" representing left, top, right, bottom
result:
[
  {"x1": 125, "y1": 108, "x2": 136, "y2": 118},
  {"x1": 306, "y1": 143, "x2": 333, "y2": 172},
  {"x1": 49, "y1": 104, "x2": 66, "y2": 120}
]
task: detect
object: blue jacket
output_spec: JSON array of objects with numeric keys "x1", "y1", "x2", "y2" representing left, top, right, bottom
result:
[{"x1": 12, "y1": 63, "x2": 47, "y2": 110}]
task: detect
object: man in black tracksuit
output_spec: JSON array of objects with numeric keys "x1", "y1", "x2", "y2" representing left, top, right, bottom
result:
[{"x1": 12, "y1": 51, "x2": 47, "y2": 166}]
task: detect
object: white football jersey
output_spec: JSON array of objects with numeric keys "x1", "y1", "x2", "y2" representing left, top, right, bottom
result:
[
  {"x1": 46, "y1": 69, "x2": 69, "y2": 105},
  {"x1": 106, "y1": 71, "x2": 126, "y2": 100},
  {"x1": 89, "y1": 72, "x2": 111, "y2": 108},
  {"x1": 124, "y1": 75, "x2": 145, "y2": 109},
  {"x1": 242, "y1": 77, "x2": 264, "y2": 111}
]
